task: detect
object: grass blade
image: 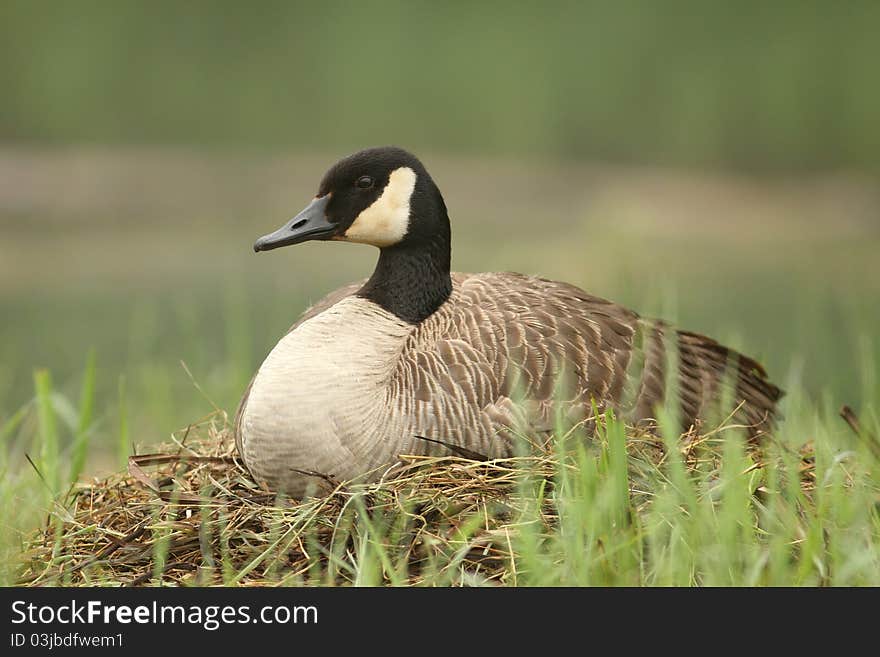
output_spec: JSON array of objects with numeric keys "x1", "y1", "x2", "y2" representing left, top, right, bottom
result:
[
  {"x1": 69, "y1": 348, "x2": 97, "y2": 484},
  {"x1": 33, "y1": 369, "x2": 60, "y2": 494}
]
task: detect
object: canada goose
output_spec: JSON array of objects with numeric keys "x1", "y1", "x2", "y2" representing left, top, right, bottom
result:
[{"x1": 235, "y1": 146, "x2": 782, "y2": 496}]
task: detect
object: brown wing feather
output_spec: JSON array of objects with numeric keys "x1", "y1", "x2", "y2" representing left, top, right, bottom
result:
[
  {"x1": 399, "y1": 272, "x2": 782, "y2": 451},
  {"x1": 675, "y1": 329, "x2": 783, "y2": 437},
  {"x1": 397, "y1": 273, "x2": 642, "y2": 450}
]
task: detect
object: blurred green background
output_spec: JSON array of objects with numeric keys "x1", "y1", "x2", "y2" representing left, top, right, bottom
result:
[{"x1": 1, "y1": 0, "x2": 878, "y2": 475}]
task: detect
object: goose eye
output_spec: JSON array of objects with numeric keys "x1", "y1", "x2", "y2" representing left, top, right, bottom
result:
[{"x1": 355, "y1": 176, "x2": 374, "y2": 190}]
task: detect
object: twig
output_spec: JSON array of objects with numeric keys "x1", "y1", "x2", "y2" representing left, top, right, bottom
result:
[
  {"x1": 415, "y1": 435, "x2": 489, "y2": 461},
  {"x1": 24, "y1": 453, "x2": 50, "y2": 491},
  {"x1": 68, "y1": 521, "x2": 149, "y2": 574},
  {"x1": 129, "y1": 561, "x2": 197, "y2": 587},
  {"x1": 840, "y1": 405, "x2": 880, "y2": 460}
]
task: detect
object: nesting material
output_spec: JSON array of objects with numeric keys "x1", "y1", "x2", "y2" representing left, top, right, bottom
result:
[{"x1": 18, "y1": 413, "x2": 816, "y2": 587}]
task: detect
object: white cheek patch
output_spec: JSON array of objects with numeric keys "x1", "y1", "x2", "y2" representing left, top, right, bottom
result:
[{"x1": 342, "y1": 167, "x2": 417, "y2": 247}]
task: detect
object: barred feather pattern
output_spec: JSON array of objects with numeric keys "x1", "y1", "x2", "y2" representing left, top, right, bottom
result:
[{"x1": 235, "y1": 272, "x2": 782, "y2": 495}]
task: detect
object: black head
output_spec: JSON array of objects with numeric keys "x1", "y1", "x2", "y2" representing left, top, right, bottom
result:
[{"x1": 254, "y1": 146, "x2": 449, "y2": 252}]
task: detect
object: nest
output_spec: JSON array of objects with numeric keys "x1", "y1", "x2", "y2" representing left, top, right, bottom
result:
[{"x1": 18, "y1": 412, "x2": 820, "y2": 587}]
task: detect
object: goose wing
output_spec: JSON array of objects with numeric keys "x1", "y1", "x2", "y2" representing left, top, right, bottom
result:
[
  {"x1": 395, "y1": 272, "x2": 641, "y2": 454},
  {"x1": 400, "y1": 272, "x2": 781, "y2": 455}
]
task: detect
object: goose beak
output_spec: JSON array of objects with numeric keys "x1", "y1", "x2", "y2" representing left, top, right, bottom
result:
[{"x1": 254, "y1": 195, "x2": 335, "y2": 252}]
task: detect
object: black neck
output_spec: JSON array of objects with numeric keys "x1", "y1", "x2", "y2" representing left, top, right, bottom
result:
[{"x1": 358, "y1": 233, "x2": 452, "y2": 324}]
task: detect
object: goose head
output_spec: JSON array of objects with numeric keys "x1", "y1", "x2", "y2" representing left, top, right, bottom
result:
[
  {"x1": 253, "y1": 147, "x2": 453, "y2": 324},
  {"x1": 254, "y1": 146, "x2": 449, "y2": 253}
]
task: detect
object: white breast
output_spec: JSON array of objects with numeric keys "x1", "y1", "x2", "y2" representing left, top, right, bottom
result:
[{"x1": 239, "y1": 297, "x2": 413, "y2": 495}]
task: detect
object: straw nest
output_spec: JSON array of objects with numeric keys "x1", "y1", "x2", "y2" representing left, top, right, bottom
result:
[{"x1": 19, "y1": 411, "x2": 820, "y2": 587}]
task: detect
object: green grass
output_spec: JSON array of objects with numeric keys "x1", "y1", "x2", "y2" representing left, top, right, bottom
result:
[{"x1": 11, "y1": 398, "x2": 880, "y2": 586}]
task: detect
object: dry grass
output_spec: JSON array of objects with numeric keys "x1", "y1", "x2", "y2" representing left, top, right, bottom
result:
[{"x1": 16, "y1": 408, "x2": 835, "y2": 587}]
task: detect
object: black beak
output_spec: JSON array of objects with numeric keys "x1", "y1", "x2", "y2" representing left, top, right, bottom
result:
[{"x1": 253, "y1": 195, "x2": 335, "y2": 252}]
